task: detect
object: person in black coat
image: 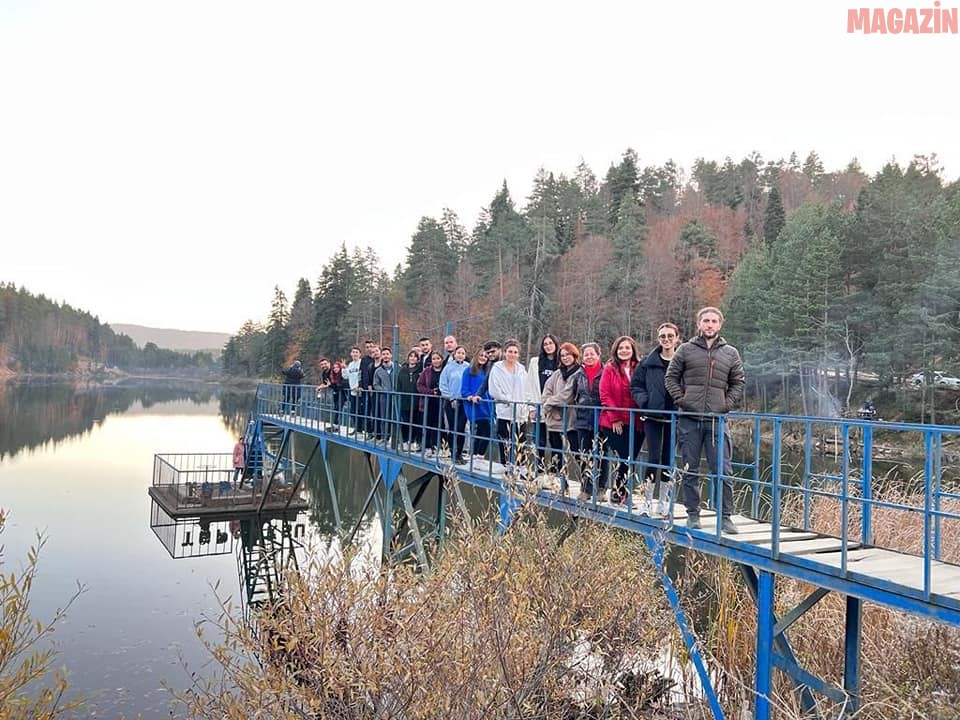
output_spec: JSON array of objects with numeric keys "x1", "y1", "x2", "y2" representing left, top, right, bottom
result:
[
  {"x1": 281, "y1": 360, "x2": 305, "y2": 414},
  {"x1": 630, "y1": 323, "x2": 680, "y2": 514}
]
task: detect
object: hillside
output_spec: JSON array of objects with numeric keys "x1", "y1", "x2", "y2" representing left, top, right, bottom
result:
[{"x1": 110, "y1": 324, "x2": 230, "y2": 352}]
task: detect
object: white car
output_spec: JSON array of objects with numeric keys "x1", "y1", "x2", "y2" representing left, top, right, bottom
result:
[
  {"x1": 936, "y1": 374, "x2": 960, "y2": 389},
  {"x1": 908, "y1": 371, "x2": 960, "y2": 388}
]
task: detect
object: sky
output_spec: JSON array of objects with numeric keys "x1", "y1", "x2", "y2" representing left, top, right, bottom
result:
[{"x1": 2, "y1": 0, "x2": 958, "y2": 334}]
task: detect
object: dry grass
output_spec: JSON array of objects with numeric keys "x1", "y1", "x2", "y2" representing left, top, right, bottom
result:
[
  {"x1": 173, "y1": 472, "x2": 960, "y2": 720},
  {"x1": 176, "y1": 495, "x2": 697, "y2": 719}
]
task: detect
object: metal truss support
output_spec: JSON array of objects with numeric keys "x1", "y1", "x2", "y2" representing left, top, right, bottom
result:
[
  {"x1": 843, "y1": 596, "x2": 862, "y2": 717},
  {"x1": 258, "y1": 427, "x2": 291, "y2": 513},
  {"x1": 317, "y1": 436, "x2": 342, "y2": 535},
  {"x1": 741, "y1": 565, "x2": 849, "y2": 719},
  {"x1": 397, "y1": 476, "x2": 428, "y2": 571},
  {"x1": 285, "y1": 438, "x2": 320, "y2": 512},
  {"x1": 645, "y1": 534, "x2": 725, "y2": 720},
  {"x1": 755, "y1": 570, "x2": 775, "y2": 720}
]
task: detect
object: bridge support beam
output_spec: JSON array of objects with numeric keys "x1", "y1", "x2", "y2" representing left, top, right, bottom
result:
[
  {"x1": 645, "y1": 535, "x2": 725, "y2": 720},
  {"x1": 755, "y1": 570, "x2": 775, "y2": 720},
  {"x1": 843, "y1": 596, "x2": 862, "y2": 717}
]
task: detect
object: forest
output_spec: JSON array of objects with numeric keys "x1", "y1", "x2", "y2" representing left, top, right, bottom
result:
[
  {"x1": 0, "y1": 283, "x2": 216, "y2": 374},
  {"x1": 222, "y1": 149, "x2": 960, "y2": 421}
]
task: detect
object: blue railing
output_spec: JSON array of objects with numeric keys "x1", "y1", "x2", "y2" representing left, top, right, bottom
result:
[{"x1": 257, "y1": 382, "x2": 960, "y2": 595}]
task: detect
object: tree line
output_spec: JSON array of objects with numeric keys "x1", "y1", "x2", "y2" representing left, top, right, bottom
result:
[
  {"x1": 223, "y1": 150, "x2": 960, "y2": 417},
  {"x1": 0, "y1": 283, "x2": 216, "y2": 374}
]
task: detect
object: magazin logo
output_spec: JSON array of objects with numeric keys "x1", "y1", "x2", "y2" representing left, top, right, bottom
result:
[{"x1": 848, "y1": 3, "x2": 959, "y2": 32}]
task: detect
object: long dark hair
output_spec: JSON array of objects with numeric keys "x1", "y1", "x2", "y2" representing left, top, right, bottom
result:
[
  {"x1": 608, "y1": 335, "x2": 640, "y2": 370},
  {"x1": 469, "y1": 346, "x2": 489, "y2": 376},
  {"x1": 538, "y1": 333, "x2": 560, "y2": 369}
]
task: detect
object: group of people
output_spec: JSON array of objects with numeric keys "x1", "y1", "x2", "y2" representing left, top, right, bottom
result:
[{"x1": 280, "y1": 306, "x2": 745, "y2": 533}]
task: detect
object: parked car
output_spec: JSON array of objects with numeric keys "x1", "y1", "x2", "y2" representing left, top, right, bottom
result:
[{"x1": 907, "y1": 371, "x2": 960, "y2": 388}]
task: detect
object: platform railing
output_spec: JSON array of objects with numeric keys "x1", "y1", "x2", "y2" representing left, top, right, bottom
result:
[
  {"x1": 152, "y1": 449, "x2": 305, "y2": 511},
  {"x1": 256, "y1": 383, "x2": 960, "y2": 591}
]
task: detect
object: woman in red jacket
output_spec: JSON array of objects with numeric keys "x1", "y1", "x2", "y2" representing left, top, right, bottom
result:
[{"x1": 599, "y1": 335, "x2": 644, "y2": 505}]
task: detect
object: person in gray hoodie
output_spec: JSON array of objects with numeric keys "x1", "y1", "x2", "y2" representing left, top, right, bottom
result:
[{"x1": 664, "y1": 307, "x2": 745, "y2": 533}]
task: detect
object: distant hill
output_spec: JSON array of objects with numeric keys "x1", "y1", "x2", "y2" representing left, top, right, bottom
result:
[{"x1": 110, "y1": 324, "x2": 230, "y2": 353}]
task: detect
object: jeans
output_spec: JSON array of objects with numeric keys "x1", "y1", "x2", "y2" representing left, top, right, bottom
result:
[{"x1": 678, "y1": 415, "x2": 734, "y2": 517}]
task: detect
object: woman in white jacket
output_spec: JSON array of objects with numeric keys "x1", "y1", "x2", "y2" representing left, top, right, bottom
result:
[{"x1": 486, "y1": 339, "x2": 529, "y2": 466}]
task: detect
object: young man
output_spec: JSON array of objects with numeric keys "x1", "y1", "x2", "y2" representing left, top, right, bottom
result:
[
  {"x1": 345, "y1": 347, "x2": 362, "y2": 433},
  {"x1": 441, "y1": 334, "x2": 458, "y2": 367},
  {"x1": 373, "y1": 348, "x2": 396, "y2": 441},
  {"x1": 664, "y1": 306, "x2": 745, "y2": 534},
  {"x1": 418, "y1": 337, "x2": 433, "y2": 372},
  {"x1": 475, "y1": 340, "x2": 502, "y2": 397}
]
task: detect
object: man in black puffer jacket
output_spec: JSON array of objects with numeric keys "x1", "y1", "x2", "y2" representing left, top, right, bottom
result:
[{"x1": 664, "y1": 307, "x2": 745, "y2": 534}]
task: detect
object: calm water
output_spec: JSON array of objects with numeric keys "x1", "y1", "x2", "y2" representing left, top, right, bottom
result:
[{"x1": 0, "y1": 381, "x2": 265, "y2": 718}]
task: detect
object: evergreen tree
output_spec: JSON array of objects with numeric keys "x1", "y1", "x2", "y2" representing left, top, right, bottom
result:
[
  {"x1": 312, "y1": 244, "x2": 357, "y2": 359},
  {"x1": 605, "y1": 193, "x2": 648, "y2": 336},
  {"x1": 263, "y1": 286, "x2": 289, "y2": 374},
  {"x1": 287, "y1": 278, "x2": 314, "y2": 359},
  {"x1": 604, "y1": 148, "x2": 640, "y2": 226},
  {"x1": 763, "y1": 186, "x2": 786, "y2": 246},
  {"x1": 402, "y1": 216, "x2": 458, "y2": 330}
]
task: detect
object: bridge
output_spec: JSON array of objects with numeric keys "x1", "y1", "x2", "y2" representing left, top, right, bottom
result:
[{"x1": 232, "y1": 382, "x2": 960, "y2": 720}]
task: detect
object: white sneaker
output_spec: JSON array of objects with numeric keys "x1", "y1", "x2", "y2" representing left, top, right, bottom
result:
[
  {"x1": 659, "y1": 500, "x2": 672, "y2": 517},
  {"x1": 410, "y1": 443, "x2": 420, "y2": 452},
  {"x1": 424, "y1": 448, "x2": 438, "y2": 459}
]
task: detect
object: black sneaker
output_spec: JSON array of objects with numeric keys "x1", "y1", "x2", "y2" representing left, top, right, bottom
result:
[{"x1": 686, "y1": 513, "x2": 701, "y2": 530}]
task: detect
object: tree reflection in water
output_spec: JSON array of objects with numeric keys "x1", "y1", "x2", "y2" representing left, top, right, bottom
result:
[{"x1": 0, "y1": 380, "x2": 256, "y2": 460}]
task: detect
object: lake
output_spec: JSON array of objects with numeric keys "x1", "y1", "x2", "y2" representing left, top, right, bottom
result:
[{"x1": 0, "y1": 381, "x2": 264, "y2": 718}]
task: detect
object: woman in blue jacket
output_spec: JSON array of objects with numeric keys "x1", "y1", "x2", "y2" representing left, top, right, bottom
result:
[{"x1": 460, "y1": 347, "x2": 494, "y2": 460}]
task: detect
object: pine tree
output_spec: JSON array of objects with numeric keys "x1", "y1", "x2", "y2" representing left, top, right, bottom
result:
[
  {"x1": 605, "y1": 193, "x2": 648, "y2": 336},
  {"x1": 763, "y1": 186, "x2": 786, "y2": 247}
]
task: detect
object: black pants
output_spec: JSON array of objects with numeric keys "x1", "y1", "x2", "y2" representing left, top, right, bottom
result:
[
  {"x1": 470, "y1": 418, "x2": 492, "y2": 456},
  {"x1": 567, "y1": 428, "x2": 609, "y2": 495},
  {"x1": 399, "y1": 402, "x2": 422, "y2": 443},
  {"x1": 443, "y1": 400, "x2": 467, "y2": 459},
  {"x1": 601, "y1": 425, "x2": 645, "y2": 499},
  {"x1": 678, "y1": 415, "x2": 734, "y2": 517},
  {"x1": 283, "y1": 384, "x2": 301, "y2": 413},
  {"x1": 496, "y1": 419, "x2": 526, "y2": 466},
  {"x1": 422, "y1": 396, "x2": 442, "y2": 450},
  {"x1": 530, "y1": 419, "x2": 547, "y2": 469},
  {"x1": 642, "y1": 420, "x2": 674, "y2": 485},
  {"x1": 546, "y1": 430, "x2": 566, "y2": 474}
]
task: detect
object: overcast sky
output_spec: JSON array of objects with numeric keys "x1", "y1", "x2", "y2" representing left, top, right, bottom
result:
[{"x1": 2, "y1": 0, "x2": 957, "y2": 333}]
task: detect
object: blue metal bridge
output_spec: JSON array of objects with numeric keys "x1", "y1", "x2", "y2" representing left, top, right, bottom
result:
[{"x1": 244, "y1": 382, "x2": 960, "y2": 720}]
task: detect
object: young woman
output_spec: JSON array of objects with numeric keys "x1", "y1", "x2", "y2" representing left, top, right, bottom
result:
[
  {"x1": 460, "y1": 346, "x2": 494, "y2": 460},
  {"x1": 541, "y1": 342, "x2": 581, "y2": 478},
  {"x1": 630, "y1": 322, "x2": 680, "y2": 514},
  {"x1": 599, "y1": 335, "x2": 644, "y2": 505},
  {"x1": 439, "y1": 345, "x2": 470, "y2": 463},
  {"x1": 396, "y1": 350, "x2": 423, "y2": 450},
  {"x1": 487, "y1": 340, "x2": 529, "y2": 468},
  {"x1": 525, "y1": 334, "x2": 560, "y2": 468},
  {"x1": 416, "y1": 351, "x2": 445, "y2": 456},
  {"x1": 570, "y1": 342, "x2": 607, "y2": 500}
]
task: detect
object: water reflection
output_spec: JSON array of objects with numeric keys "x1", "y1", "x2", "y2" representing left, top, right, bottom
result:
[{"x1": 0, "y1": 379, "x2": 256, "y2": 460}]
